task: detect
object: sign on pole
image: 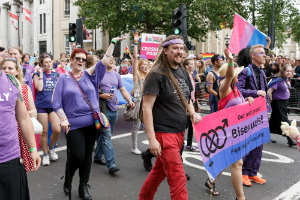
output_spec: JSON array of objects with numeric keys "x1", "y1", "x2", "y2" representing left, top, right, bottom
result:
[{"x1": 141, "y1": 33, "x2": 166, "y2": 60}]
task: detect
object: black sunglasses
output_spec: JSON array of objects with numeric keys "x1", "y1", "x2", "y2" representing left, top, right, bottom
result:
[
  {"x1": 0, "y1": 46, "x2": 5, "y2": 52},
  {"x1": 74, "y1": 57, "x2": 87, "y2": 62}
]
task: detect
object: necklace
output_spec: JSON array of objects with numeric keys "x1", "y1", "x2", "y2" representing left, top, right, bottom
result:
[
  {"x1": 43, "y1": 70, "x2": 53, "y2": 80},
  {"x1": 70, "y1": 71, "x2": 83, "y2": 79}
]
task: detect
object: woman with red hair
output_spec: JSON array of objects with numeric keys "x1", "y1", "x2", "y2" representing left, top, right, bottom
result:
[{"x1": 52, "y1": 36, "x2": 127, "y2": 200}]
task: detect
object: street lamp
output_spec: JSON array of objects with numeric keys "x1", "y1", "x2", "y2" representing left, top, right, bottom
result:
[
  {"x1": 16, "y1": 10, "x2": 21, "y2": 47},
  {"x1": 225, "y1": 34, "x2": 230, "y2": 49}
]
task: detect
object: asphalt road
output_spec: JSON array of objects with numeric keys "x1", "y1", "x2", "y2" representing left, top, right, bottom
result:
[{"x1": 27, "y1": 107, "x2": 300, "y2": 200}]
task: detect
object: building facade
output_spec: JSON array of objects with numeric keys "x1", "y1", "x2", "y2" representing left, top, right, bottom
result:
[{"x1": 0, "y1": 0, "x2": 52, "y2": 56}]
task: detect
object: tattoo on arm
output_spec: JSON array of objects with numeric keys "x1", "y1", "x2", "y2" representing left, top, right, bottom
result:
[{"x1": 56, "y1": 108, "x2": 67, "y2": 121}]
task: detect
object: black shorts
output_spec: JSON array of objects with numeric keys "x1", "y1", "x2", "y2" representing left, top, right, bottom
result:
[
  {"x1": 36, "y1": 107, "x2": 54, "y2": 114},
  {"x1": 0, "y1": 157, "x2": 30, "y2": 200}
]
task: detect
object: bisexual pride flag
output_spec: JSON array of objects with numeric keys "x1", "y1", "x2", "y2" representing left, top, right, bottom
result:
[
  {"x1": 194, "y1": 96, "x2": 271, "y2": 182},
  {"x1": 202, "y1": 53, "x2": 214, "y2": 61},
  {"x1": 228, "y1": 13, "x2": 269, "y2": 55}
]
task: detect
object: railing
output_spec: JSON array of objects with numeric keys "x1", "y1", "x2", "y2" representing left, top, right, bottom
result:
[{"x1": 195, "y1": 77, "x2": 300, "y2": 112}]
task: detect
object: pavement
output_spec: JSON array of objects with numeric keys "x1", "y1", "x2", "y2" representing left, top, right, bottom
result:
[{"x1": 27, "y1": 106, "x2": 300, "y2": 200}]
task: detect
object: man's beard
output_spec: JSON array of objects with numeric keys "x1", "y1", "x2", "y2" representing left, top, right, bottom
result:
[{"x1": 173, "y1": 54, "x2": 182, "y2": 65}]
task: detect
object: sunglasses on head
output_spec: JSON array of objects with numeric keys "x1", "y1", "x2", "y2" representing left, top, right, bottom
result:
[
  {"x1": 74, "y1": 57, "x2": 87, "y2": 62},
  {"x1": 41, "y1": 54, "x2": 51, "y2": 58},
  {"x1": 255, "y1": 52, "x2": 266, "y2": 56},
  {"x1": 4, "y1": 58, "x2": 17, "y2": 63},
  {"x1": 0, "y1": 46, "x2": 5, "y2": 52}
]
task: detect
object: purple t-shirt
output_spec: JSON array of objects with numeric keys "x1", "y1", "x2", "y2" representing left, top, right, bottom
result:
[
  {"x1": 0, "y1": 71, "x2": 20, "y2": 163},
  {"x1": 52, "y1": 61, "x2": 106, "y2": 131},
  {"x1": 271, "y1": 80, "x2": 290, "y2": 100},
  {"x1": 21, "y1": 65, "x2": 33, "y2": 92},
  {"x1": 100, "y1": 70, "x2": 124, "y2": 111},
  {"x1": 33, "y1": 71, "x2": 59, "y2": 109},
  {"x1": 22, "y1": 64, "x2": 34, "y2": 73},
  {"x1": 128, "y1": 65, "x2": 133, "y2": 74}
]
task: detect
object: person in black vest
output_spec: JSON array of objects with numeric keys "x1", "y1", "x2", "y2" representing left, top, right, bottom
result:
[{"x1": 206, "y1": 54, "x2": 223, "y2": 113}]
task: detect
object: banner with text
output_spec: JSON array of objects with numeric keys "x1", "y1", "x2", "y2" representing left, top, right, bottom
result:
[
  {"x1": 194, "y1": 96, "x2": 271, "y2": 182},
  {"x1": 141, "y1": 33, "x2": 166, "y2": 60}
]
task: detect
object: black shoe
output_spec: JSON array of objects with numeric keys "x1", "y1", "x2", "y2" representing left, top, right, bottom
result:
[
  {"x1": 141, "y1": 151, "x2": 152, "y2": 172},
  {"x1": 94, "y1": 158, "x2": 106, "y2": 165},
  {"x1": 109, "y1": 166, "x2": 120, "y2": 175},
  {"x1": 62, "y1": 174, "x2": 72, "y2": 195},
  {"x1": 185, "y1": 174, "x2": 190, "y2": 180},
  {"x1": 78, "y1": 183, "x2": 92, "y2": 200},
  {"x1": 287, "y1": 137, "x2": 297, "y2": 147}
]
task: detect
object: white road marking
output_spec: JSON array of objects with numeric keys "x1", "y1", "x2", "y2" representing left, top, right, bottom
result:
[
  {"x1": 38, "y1": 131, "x2": 145, "y2": 156},
  {"x1": 273, "y1": 180, "x2": 300, "y2": 200}
]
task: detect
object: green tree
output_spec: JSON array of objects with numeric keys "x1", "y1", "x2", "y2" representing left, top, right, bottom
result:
[{"x1": 74, "y1": 0, "x2": 300, "y2": 48}]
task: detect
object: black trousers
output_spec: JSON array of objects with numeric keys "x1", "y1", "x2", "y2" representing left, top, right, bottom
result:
[
  {"x1": 0, "y1": 157, "x2": 30, "y2": 200},
  {"x1": 65, "y1": 125, "x2": 97, "y2": 183},
  {"x1": 186, "y1": 116, "x2": 193, "y2": 146}
]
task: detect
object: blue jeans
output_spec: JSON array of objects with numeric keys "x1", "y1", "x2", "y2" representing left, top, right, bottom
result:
[{"x1": 94, "y1": 108, "x2": 118, "y2": 170}]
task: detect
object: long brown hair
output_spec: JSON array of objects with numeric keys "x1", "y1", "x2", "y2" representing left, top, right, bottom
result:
[
  {"x1": 1, "y1": 59, "x2": 24, "y2": 83},
  {"x1": 137, "y1": 59, "x2": 149, "y2": 80},
  {"x1": 147, "y1": 35, "x2": 188, "y2": 112},
  {"x1": 280, "y1": 64, "x2": 292, "y2": 80}
]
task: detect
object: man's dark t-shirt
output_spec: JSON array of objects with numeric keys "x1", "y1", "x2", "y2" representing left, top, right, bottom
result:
[{"x1": 143, "y1": 66, "x2": 192, "y2": 133}]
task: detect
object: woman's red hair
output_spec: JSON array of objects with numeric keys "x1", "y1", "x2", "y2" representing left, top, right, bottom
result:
[{"x1": 70, "y1": 48, "x2": 88, "y2": 59}]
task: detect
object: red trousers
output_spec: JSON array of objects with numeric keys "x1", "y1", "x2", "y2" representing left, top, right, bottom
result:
[{"x1": 139, "y1": 132, "x2": 187, "y2": 200}]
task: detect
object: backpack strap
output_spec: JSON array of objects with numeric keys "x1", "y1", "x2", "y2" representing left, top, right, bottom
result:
[
  {"x1": 6, "y1": 73, "x2": 23, "y2": 102},
  {"x1": 22, "y1": 68, "x2": 26, "y2": 78}
]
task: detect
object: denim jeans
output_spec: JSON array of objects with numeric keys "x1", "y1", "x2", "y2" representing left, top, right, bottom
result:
[{"x1": 94, "y1": 108, "x2": 118, "y2": 170}]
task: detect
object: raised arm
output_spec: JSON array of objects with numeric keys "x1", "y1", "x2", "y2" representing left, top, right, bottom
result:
[
  {"x1": 33, "y1": 66, "x2": 44, "y2": 92},
  {"x1": 86, "y1": 36, "x2": 128, "y2": 75},
  {"x1": 264, "y1": 37, "x2": 271, "y2": 53},
  {"x1": 132, "y1": 32, "x2": 139, "y2": 83},
  {"x1": 219, "y1": 49, "x2": 234, "y2": 96}
]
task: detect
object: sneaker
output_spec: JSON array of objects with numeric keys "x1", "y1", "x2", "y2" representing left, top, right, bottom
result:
[
  {"x1": 131, "y1": 147, "x2": 141, "y2": 155},
  {"x1": 141, "y1": 151, "x2": 153, "y2": 172},
  {"x1": 249, "y1": 176, "x2": 266, "y2": 184},
  {"x1": 49, "y1": 148, "x2": 58, "y2": 161},
  {"x1": 242, "y1": 175, "x2": 251, "y2": 187},
  {"x1": 42, "y1": 155, "x2": 50, "y2": 166},
  {"x1": 186, "y1": 146, "x2": 198, "y2": 151}
]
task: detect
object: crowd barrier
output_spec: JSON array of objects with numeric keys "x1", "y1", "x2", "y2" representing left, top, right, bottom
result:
[{"x1": 195, "y1": 78, "x2": 300, "y2": 113}]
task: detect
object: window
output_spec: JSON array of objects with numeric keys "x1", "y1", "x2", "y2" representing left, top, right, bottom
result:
[
  {"x1": 40, "y1": 14, "x2": 42, "y2": 34},
  {"x1": 65, "y1": 34, "x2": 70, "y2": 55},
  {"x1": 40, "y1": 0, "x2": 45, "y2": 4},
  {"x1": 43, "y1": 13, "x2": 46, "y2": 33},
  {"x1": 64, "y1": 0, "x2": 70, "y2": 16}
]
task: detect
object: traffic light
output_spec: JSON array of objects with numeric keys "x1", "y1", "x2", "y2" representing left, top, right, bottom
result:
[
  {"x1": 76, "y1": 19, "x2": 83, "y2": 48},
  {"x1": 69, "y1": 23, "x2": 76, "y2": 42},
  {"x1": 186, "y1": 41, "x2": 195, "y2": 51},
  {"x1": 172, "y1": 4, "x2": 187, "y2": 39}
]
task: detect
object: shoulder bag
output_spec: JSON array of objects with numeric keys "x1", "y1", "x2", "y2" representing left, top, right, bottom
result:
[{"x1": 67, "y1": 72, "x2": 110, "y2": 131}]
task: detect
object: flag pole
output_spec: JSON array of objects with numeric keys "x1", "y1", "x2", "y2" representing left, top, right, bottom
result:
[{"x1": 16, "y1": 10, "x2": 21, "y2": 47}]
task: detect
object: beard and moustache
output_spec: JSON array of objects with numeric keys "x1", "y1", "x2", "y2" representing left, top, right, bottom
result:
[{"x1": 173, "y1": 53, "x2": 183, "y2": 66}]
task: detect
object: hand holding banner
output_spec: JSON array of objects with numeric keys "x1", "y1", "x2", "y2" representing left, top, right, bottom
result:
[{"x1": 194, "y1": 96, "x2": 271, "y2": 182}]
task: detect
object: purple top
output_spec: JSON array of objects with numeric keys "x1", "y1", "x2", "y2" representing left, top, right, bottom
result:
[
  {"x1": 52, "y1": 61, "x2": 106, "y2": 131},
  {"x1": 99, "y1": 70, "x2": 124, "y2": 111},
  {"x1": 128, "y1": 65, "x2": 133, "y2": 74},
  {"x1": 271, "y1": 80, "x2": 290, "y2": 100},
  {"x1": 22, "y1": 64, "x2": 34, "y2": 74},
  {"x1": 21, "y1": 65, "x2": 33, "y2": 92},
  {"x1": 0, "y1": 71, "x2": 20, "y2": 163}
]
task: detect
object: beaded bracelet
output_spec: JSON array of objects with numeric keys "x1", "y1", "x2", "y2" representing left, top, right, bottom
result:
[
  {"x1": 111, "y1": 39, "x2": 117, "y2": 45},
  {"x1": 228, "y1": 63, "x2": 234, "y2": 66},
  {"x1": 61, "y1": 118, "x2": 68, "y2": 122},
  {"x1": 134, "y1": 41, "x2": 138, "y2": 45},
  {"x1": 29, "y1": 147, "x2": 37, "y2": 152}
]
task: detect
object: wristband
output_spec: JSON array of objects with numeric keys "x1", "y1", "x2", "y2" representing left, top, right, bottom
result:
[
  {"x1": 111, "y1": 39, "x2": 117, "y2": 45},
  {"x1": 134, "y1": 41, "x2": 138, "y2": 45},
  {"x1": 61, "y1": 118, "x2": 68, "y2": 122},
  {"x1": 29, "y1": 147, "x2": 37, "y2": 152},
  {"x1": 39, "y1": 78, "x2": 43, "y2": 80},
  {"x1": 228, "y1": 63, "x2": 234, "y2": 66}
]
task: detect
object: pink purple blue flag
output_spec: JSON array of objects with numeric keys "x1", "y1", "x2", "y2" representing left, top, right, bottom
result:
[{"x1": 228, "y1": 13, "x2": 268, "y2": 54}]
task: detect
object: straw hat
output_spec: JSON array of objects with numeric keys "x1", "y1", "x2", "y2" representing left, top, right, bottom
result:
[{"x1": 219, "y1": 63, "x2": 244, "y2": 84}]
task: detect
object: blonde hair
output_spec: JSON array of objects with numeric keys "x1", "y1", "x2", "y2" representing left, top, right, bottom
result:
[
  {"x1": 250, "y1": 44, "x2": 264, "y2": 56},
  {"x1": 1, "y1": 59, "x2": 24, "y2": 83},
  {"x1": 137, "y1": 59, "x2": 149, "y2": 80}
]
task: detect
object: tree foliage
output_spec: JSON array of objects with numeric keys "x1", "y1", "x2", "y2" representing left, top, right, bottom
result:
[{"x1": 74, "y1": 0, "x2": 300, "y2": 48}]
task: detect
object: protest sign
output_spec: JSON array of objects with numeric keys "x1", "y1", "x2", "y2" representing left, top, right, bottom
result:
[
  {"x1": 194, "y1": 96, "x2": 271, "y2": 182},
  {"x1": 141, "y1": 33, "x2": 166, "y2": 60}
]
